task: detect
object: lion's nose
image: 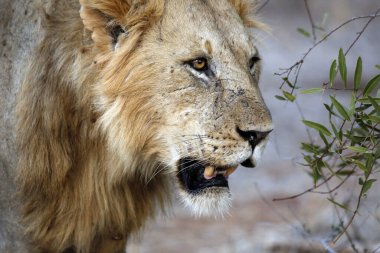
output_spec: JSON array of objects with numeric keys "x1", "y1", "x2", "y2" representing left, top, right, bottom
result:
[{"x1": 236, "y1": 127, "x2": 272, "y2": 147}]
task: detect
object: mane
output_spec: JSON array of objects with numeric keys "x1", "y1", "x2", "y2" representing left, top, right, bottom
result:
[
  {"x1": 228, "y1": 0, "x2": 266, "y2": 29},
  {"x1": 16, "y1": 1, "x2": 169, "y2": 251}
]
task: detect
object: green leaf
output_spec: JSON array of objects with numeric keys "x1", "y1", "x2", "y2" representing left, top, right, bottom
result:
[
  {"x1": 312, "y1": 165, "x2": 321, "y2": 186},
  {"x1": 319, "y1": 131, "x2": 329, "y2": 146},
  {"x1": 358, "y1": 97, "x2": 380, "y2": 105},
  {"x1": 283, "y1": 91, "x2": 296, "y2": 102},
  {"x1": 365, "y1": 154, "x2": 374, "y2": 170},
  {"x1": 349, "y1": 93, "x2": 356, "y2": 116},
  {"x1": 297, "y1": 28, "x2": 311, "y2": 38},
  {"x1": 350, "y1": 159, "x2": 368, "y2": 173},
  {"x1": 303, "y1": 155, "x2": 312, "y2": 164},
  {"x1": 363, "y1": 74, "x2": 380, "y2": 97},
  {"x1": 324, "y1": 103, "x2": 340, "y2": 120},
  {"x1": 303, "y1": 120, "x2": 332, "y2": 137},
  {"x1": 336, "y1": 170, "x2": 354, "y2": 176},
  {"x1": 329, "y1": 60, "x2": 337, "y2": 87},
  {"x1": 346, "y1": 146, "x2": 369, "y2": 153},
  {"x1": 300, "y1": 88, "x2": 324, "y2": 94},
  {"x1": 368, "y1": 115, "x2": 380, "y2": 123},
  {"x1": 327, "y1": 198, "x2": 348, "y2": 211},
  {"x1": 275, "y1": 95, "x2": 286, "y2": 101},
  {"x1": 338, "y1": 48, "x2": 347, "y2": 87},
  {"x1": 354, "y1": 57, "x2": 362, "y2": 90},
  {"x1": 282, "y1": 77, "x2": 296, "y2": 88},
  {"x1": 368, "y1": 96, "x2": 380, "y2": 114},
  {"x1": 362, "y1": 179, "x2": 377, "y2": 194},
  {"x1": 330, "y1": 120, "x2": 340, "y2": 141},
  {"x1": 375, "y1": 64, "x2": 380, "y2": 70},
  {"x1": 301, "y1": 143, "x2": 319, "y2": 154},
  {"x1": 330, "y1": 96, "x2": 350, "y2": 120},
  {"x1": 338, "y1": 130, "x2": 343, "y2": 142}
]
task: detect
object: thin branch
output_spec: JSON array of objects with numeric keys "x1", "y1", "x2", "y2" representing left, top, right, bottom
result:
[
  {"x1": 311, "y1": 174, "x2": 352, "y2": 195},
  {"x1": 304, "y1": 0, "x2": 317, "y2": 42},
  {"x1": 345, "y1": 8, "x2": 380, "y2": 55},
  {"x1": 333, "y1": 150, "x2": 378, "y2": 244},
  {"x1": 272, "y1": 167, "x2": 349, "y2": 201},
  {"x1": 304, "y1": 11, "x2": 380, "y2": 66},
  {"x1": 275, "y1": 10, "x2": 380, "y2": 93},
  {"x1": 324, "y1": 99, "x2": 380, "y2": 245},
  {"x1": 320, "y1": 169, "x2": 359, "y2": 253}
]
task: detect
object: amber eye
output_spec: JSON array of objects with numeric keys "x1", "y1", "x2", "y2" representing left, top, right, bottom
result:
[{"x1": 189, "y1": 58, "x2": 208, "y2": 71}]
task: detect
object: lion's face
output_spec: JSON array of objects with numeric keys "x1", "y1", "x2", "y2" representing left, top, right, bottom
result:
[
  {"x1": 148, "y1": 1, "x2": 272, "y2": 216},
  {"x1": 92, "y1": 0, "x2": 272, "y2": 217}
]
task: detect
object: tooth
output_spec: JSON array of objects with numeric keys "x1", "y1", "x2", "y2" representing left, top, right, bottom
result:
[
  {"x1": 204, "y1": 166, "x2": 216, "y2": 179},
  {"x1": 224, "y1": 167, "x2": 237, "y2": 177}
]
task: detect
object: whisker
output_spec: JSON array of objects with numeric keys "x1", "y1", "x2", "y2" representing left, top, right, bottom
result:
[
  {"x1": 175, "y1": 160, "x2": 208, "y2": 176},
  {"x1": 146, "y1": 163, "x2": 172, "y2": 184}
]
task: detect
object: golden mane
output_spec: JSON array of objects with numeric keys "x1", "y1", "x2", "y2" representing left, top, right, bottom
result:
[
  {"x1": 229, "y1": 0, "x2": 266, "y2": 28},
  {"x1": 16, "y1": 1, "x2": 169, "y2": 252}
]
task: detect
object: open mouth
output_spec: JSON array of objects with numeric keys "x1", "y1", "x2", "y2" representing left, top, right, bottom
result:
[{"x1": 177, "y1": 158, "x2": 239, "y2": 194}]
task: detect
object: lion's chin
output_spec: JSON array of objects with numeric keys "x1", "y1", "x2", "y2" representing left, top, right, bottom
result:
[{"x1": 179, "y1": 187, "x2": 232, "y2": 218}]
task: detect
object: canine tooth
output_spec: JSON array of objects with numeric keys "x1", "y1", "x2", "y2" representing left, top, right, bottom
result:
[
  {"x1": 225, "y1": 167, "x2": 237, "y2": 177},
  {"x1": 204, "y1": 166, "x2": 216, "y2": 179}
]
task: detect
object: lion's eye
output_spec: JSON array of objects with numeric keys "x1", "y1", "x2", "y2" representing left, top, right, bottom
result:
[
  {"x1": 249, "y1": 56, "x2": 260, "y2": 70},
  {"x1": 189, "y1": 58, "x2": 208, "y2": 71}
]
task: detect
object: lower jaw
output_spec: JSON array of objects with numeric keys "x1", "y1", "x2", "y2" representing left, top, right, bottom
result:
[{"x1": 179, "y1": 186, "x2": 232, "y2": 218}]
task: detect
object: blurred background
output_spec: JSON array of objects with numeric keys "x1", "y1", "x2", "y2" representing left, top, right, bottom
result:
[{"x1": 127, "y1": 1, "x2": 380, "y2": 252}]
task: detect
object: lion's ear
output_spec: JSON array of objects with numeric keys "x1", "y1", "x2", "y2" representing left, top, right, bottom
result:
[
  {"x1": 229, "y1": 0, "x2": 267, "y2": 29},
  {"x1": 80, "y1": 0, "x2": 130, "y2": 50},
  {"x1": 80, "y1": 0, "x2": 164, "y2": 51}
]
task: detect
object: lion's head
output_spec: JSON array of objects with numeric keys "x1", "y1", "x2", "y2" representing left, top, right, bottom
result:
[
  {"x1": 81, "y1": 0, "x2": 272, "y2": 217},
  {"x1": 16, "y1": 0, "x2": 272, "y2": 251}
]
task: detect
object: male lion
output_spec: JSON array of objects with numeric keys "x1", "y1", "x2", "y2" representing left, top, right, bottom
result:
[{"x1": 0, "y1": 0, "x2": 273, "y2": 252}]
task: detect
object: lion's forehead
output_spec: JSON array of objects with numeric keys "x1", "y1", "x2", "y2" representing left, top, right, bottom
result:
[{"x1": 162, "y1": 0, "x2": 253, "y2": 56}]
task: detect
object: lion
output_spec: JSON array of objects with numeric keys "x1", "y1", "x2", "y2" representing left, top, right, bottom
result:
[{"x1": 0, "y1": 0, "x2": 273, "y2": 252}]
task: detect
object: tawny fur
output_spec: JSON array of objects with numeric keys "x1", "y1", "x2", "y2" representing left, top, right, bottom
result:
[{"x1": 14, "y1": 0, "x2": 270, "y2": 252}]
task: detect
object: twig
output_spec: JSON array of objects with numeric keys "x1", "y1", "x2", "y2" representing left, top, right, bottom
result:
[
  {"x1": 272, "y1": 167, "x2": 346, "y2": 201},
  {"x1": 311, "y1": 174, "x2": 352, "y2": 194},
  {"x1": 332, "y1": 137, "x2": 378, "y2": 244},
  {"x1": 304, "y1": 0, "x2": 317, "y2": 42},
  {"x1": 345, "y1": 8, "x2": 380, "y2": 55},
  {"x1": 321, "y1": 169, "x2": 359, "y2": 253},
  {"x1": 276, "y1": 10, "x2": 380, "y2": 93}
]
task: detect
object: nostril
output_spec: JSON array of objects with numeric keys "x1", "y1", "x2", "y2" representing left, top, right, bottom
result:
[
  {"x1": 236, "y1": 127, "x2": 272, "y2": 146},
  {"x1": 236, "y1": 128, "x2": 257, "y2": 142}
]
